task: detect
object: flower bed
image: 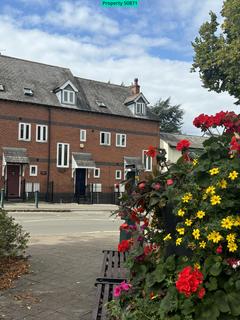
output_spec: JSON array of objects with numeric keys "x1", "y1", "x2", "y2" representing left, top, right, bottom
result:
[{"x1": 108, "y1": 111, "x2": 240, "y2": 320}]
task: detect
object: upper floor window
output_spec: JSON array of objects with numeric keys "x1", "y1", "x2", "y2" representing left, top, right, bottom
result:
[
  {"x1": 36, "y1": 125, "x2": 48, "y2": 142},
  {"x1": 136, "y1": 102, "x2": 146, "y2": 115},
  {"x1": 116, "y1": 133, "x2": 126, "y2": 147},
  {"x1": 80, "y1": 129, "x2": 87, "y2": 142},
  {"x1": 62, "y1": 89, "x2": 75, "y2": 105},
  {"x1": 94, "y1": 168, "x2": 100, "y2": 178},
  {"x1": 57, "y1": 143, "x2": 70, "y2": 168},
  {"x1": 100, "y1": 132, "x2": 111, "y2": 146},
  {"x1": 115, "y1": 170, "x2": 122, "y2": 180},
  {"x1": 29, "y1": 165, "x2": 38, "y2": 176},
  {"x1": 18, "y1": 123, "x2": 31, "y2": 141},
  {"x1": 143, "y1": 150, "x2": 152, "y2": 172}
]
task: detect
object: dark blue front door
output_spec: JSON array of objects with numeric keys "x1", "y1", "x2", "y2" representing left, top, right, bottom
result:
[{"x1": 75, "y1": 169, "x2": 86, "y2": 196}]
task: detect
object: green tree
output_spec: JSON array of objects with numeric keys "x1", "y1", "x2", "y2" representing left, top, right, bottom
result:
[
  {"x1": 192, "y1": 0, "x2": 240, "y2": 104},
  {"x1": 151, "y1": 97, "x2": 184, "y2": 133}
]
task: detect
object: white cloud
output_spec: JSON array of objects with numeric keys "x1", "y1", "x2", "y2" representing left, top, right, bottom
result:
[
  {"x1": 0, "y1": 9, "x2": 236, "y2": 135},
  {"x1": 44, "y1": 1, "x2": 119, "y2": 35}
]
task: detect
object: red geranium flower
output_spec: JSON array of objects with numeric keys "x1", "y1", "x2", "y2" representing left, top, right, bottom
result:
[
  {"x1": 198, "y1": 287, "x2": 206, "y2": 299},
  {"x1": 118, "y1": 239, "x2": 132, "y2": 252},
  {"x1": 166, "y1": 179, "x2": 174, "y2": 186},
  {"x1": 145, "y1": 146, "x2": 157, "y2": 158},
  {"x1": 216, "y1": 245, "x2": 223, "y2": 254},
  {"x1": 176, "y1": 266, "x2": 204, "y2": 298},
  {"x1": 176, "y1": 139, "x2": 191, "y2": 151}
]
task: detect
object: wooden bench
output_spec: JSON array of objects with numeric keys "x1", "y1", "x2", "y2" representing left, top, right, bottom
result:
[{"x1": 92, "y1": 250, "x2": 128, "y2": 320}]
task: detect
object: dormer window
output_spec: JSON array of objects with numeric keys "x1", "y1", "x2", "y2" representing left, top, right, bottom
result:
[
  {"x1": 0, "y1": 84, "x2": 5, "y2": 91},
  {"x1": 62, "y1": 89, "x2": 75, "y2": 104},
  {"x1": 24, "y1": 88, "x2": 33, "y2": 96},
  {"x1": 136, "y1": 102, "x2": 145, "y2": 115}
]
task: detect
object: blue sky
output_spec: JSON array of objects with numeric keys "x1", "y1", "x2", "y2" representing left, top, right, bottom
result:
[{"x1": 0, "y1": 0, "x2": 237, "y2": 133}]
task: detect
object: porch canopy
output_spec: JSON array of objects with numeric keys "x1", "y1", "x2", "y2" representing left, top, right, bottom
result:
[
  {"x1": 72, "y1": 152, "x2": 96, "y2": 169},
  {"x1": 124, "y1": 156, "x2": 144, "y2": 170},
  {"x1": 3, "y1": 147, "x2": 29, "y2": 164}
]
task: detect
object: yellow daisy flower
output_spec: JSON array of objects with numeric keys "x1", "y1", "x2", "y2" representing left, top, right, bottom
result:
[
  {"x1": 177, "y1": 209, "x2": 185, "y2": 217},
  {"x1": 192, "y1": 229, "x2": 200, "y2": 240},
  {"x1": 226, "y1": 233, "x2": 236, "y2": 243},
  {"x1": 163, "y1": 233, "x2": 172, "y2": 241},
  {"x1": 207, "y1": 231, "x2": 222, "y2": 243},
  {"x1": 209, "y1": 167, "x2": 220, "y2": 175},
  {"x1": 205, "y1": 186, "x2": 216, "y2": 195},
  {"x1": 176, "y1": 227, "x2": 185, "y2": 235},
  {"x1": 221, "y1": 216, "x2": 234, "y2": 230},
  {"x1": 194, "y1": 263, "x2": 201, "y2": 270},
  {"x1": 228, "y1": 171, "x2": 238, "y2": 181},
  {"x1": 234, "y1": 216, "x2": 240, "y2": 227},
  {"x1": 196, "y1": 210, "x2": 205, "y2": 219},
  {"x1": 227, "y1": 242, "x2": 238, "y2": 252},
  {"x1": 185, "y1": 219, "x2": 193, "y2": 226},
  {"x1": 176, "y1": 238, "x2": 182, "y2": 246},
  {"x1": 210, "y1": 195, "x2": 221, "y2": 205},
  {"x1": 182, "y1": 193, "x2": 193, "y2": 203},
  {"x1": 218, "y1": 179, "x2": 227, "y2": 189},
  {"x1": 193, "y1": 159, "x2": 198, "y2": 166},
  {"x1": 199, "y1": 241, "x2": 206, "y2": 248}
]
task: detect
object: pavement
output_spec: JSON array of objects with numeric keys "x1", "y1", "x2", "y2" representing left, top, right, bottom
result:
[
  {"x1": 0, "y1": 205, "x2": 121, "y2": 320},
  {"x1": 2, "y1": 202, "x2": 118, "y2": 212}
]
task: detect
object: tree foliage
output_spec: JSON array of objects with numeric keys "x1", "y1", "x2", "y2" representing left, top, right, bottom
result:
[
  {"x1": 151, "y1": 97, "x2": 184, "y2": 133},
  {"x1": 192, "y1": 0, "x2": 240, "y2": 104}
]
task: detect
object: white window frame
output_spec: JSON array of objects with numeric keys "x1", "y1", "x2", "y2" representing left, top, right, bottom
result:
[
  {"x1": 115, "y1": 170, "x2": 122, "y2": 180},
  {"x1": 36, "y1": 124, "x2": 48, "y2": 143},
  {"x1": 143, "y1": 150, "x2": 152, "y2": 172},
  {"x1": 94, "y1": 168, "x2": 100, "y2": 178},
  {"x1": 18, "y1": 122, "x2": 31, "y2": 141},
  {"x1": 136, "y1": 102, "x2": 145, "y2": 115},
  {"x1": 57, "y1": 143, "x2": 70, "y2": 168},
  {"x1": 29, "y1": 165, "x2": 38, "y2": 177},
  {"x1": 80, "y1": 129, "x2": 87, "y2": 142},
  {"x1": 100, "y1": 131, "x2": 111, "y2": 146},
  {"x1": 116, "y1": 133, "x2": 126, "y2": 148},
  {"x1": 62, "y1": 89, "x2": 75, "y2": 105}
]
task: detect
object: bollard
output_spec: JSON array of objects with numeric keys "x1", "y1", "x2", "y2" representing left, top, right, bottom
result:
[
  {"x1": 1, "y1": 188, "x2": 4, "y2": 209},
  {"x1": 35, "y1": 191, "x2": 39, "y2": 209}
]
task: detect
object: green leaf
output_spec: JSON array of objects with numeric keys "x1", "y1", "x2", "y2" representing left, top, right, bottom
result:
[
  {"x1": 214, "y1": 290, "x2": 230, "y2": 313},
  {"x1": 235, "y1": 280, "x2": 240, "y2": 291},
  {"x1": 181, "y1": 299, "x2": 194, "y2": 315},
  {"x1": 209, "y1": 262, "x2": 222, "y2": 276},
  {"x1": 205, "y1": 277, "x2": 218, "y2": 291},
  {"x1": 154, "y1": 264, "x2": 166, "y2": 283},
  {"x1": 145, "y1": 272, "x2": 157, "y2": 288},
  {"x1": 165, "y1": 255, "x2": 176, "y2": 272},
  {"x1": 159, "y1": 287, "x2": 178, "y2": 319},
  {"x1": 227, "y1": 292, "x2": 240, "y2": 316},
  {"x1": 149, "y1": 196, "x2": 160, "y2": 207}
]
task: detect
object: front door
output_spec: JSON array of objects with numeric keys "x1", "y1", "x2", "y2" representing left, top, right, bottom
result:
[
  {"x1": 7, "y1": 165, "x2": 20, "y2": 198},
  {"x1": 75, "y1": 169, "x2": 86, "y2": 196}
]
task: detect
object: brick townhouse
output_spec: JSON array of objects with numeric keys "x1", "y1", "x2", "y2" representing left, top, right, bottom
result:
[{"x1": 0, "y1": 55, "x2": 159, "y2": 203}]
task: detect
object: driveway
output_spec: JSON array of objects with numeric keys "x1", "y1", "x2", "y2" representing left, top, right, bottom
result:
[{"x1": 0, "y1": 206, "x2": 120, "y2": 320}]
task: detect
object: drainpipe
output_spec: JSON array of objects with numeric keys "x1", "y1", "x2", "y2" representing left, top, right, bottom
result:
[{"x1": 46, "y1": 107, "x2": 51, "y2": 201}]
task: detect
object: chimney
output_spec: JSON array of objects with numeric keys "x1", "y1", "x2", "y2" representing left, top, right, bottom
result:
[{"x1": 130, "y1": 78, "x2": 140, "y2": 95}]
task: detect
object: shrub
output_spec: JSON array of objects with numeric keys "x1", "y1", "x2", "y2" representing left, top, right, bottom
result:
[
  {"x1": 0, "y1": 209, "x2": 30, "y2": 257},
  {"x1": 109, "y1": 111, "x2": 240, "y2": 320}
]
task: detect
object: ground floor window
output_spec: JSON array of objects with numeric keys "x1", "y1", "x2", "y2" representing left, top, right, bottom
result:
[{"x1": 57, "y1": 143, "x2": 70, "y2": 168}]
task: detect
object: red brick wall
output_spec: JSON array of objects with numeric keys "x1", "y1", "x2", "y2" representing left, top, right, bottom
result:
[{"x1": 0, "y1": 100, "x2": 159, "y2": 199}]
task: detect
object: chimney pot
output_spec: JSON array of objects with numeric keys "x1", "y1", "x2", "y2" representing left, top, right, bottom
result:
[{"x1": 131, "y1": 78, "x2": 140, "y2": 95}]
